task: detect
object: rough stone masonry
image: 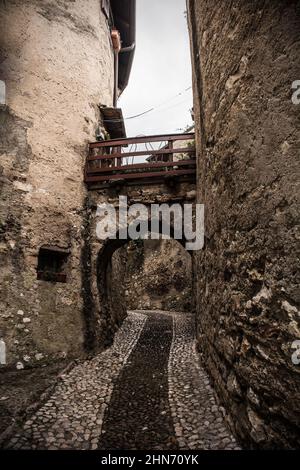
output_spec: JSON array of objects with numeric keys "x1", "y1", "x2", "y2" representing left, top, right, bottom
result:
[
  {"x1": 187, "y1": 0, "x2": 300, "y2": 449},
  {"x1": 0, "y1": 0, "x2": 299, "y2": 452},
  {"x1": 0, "y1": 0, "x2": 115, "y2": 367},
  {"x1": 125, "y1": 239, "x2": 194, "y2": 313}
]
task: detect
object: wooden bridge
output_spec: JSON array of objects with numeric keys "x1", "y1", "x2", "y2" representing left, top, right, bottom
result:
[{"x1": 85, "y1": 133, "x2": 196, "y2": 188}]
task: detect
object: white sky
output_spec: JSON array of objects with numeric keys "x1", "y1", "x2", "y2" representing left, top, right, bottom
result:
[{"x1": 119, "y1": 0, "x2": 193, "y2": 138}]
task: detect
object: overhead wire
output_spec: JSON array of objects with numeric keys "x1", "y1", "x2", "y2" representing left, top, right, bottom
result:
[{"x1": 102, "y1": 85, "x2": 192, "y2": 123}]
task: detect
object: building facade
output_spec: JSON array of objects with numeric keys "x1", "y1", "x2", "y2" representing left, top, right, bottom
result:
[{"x1": 0, "y1": 0, "x2": 135, "y2": 368}]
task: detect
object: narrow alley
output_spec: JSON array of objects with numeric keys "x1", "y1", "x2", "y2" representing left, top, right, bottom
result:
[{"x1": 0, "y1": 0, "x2": 299, "y2": 460}]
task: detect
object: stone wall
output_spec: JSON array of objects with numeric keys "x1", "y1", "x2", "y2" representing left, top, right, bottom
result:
[
  {"x1": 0, "y1": 0, "x2": 114, "y2": 368},
  {"x1": 85, "y1": 181, "x2": 196, "y2": 348},
  {"x1": 188, "y1": 0, "x2": 300, "y2": 448},
  {"x1": 125, "y1": 239, "x2": 194, "y2": 312}
]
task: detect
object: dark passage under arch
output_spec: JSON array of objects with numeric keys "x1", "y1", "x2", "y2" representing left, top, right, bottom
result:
[{"x1": 95, "y1": 218, "x2": 192, "y2": 349}]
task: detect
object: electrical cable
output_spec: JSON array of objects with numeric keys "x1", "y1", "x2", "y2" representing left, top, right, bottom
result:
[{"x1": 102, "y1": 85, "x2": 192, "y2": 123}]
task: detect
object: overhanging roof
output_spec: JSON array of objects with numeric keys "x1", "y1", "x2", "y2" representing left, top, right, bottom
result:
[
  {"x1": 101, "y1": 107, "x2": 127, "y2": 139},
  {"x1": 111, "y1": 0, "x2": 136, "y2": 94}
]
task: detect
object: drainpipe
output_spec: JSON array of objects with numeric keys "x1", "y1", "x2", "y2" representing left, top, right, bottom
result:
[
  {"x1": 120, "y1": 42, "x2": 136, "y2": 54},
  {"x1": 111, "y1": 29, "x2": 121, "y2": 108},
  {"x1": 113, "y1": 50, "x2": 119, "y2": 108}
]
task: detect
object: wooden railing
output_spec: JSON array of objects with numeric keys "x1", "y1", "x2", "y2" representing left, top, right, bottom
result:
[{"x1": 85, "y1": 133, "x2": 196, "y2": 186}]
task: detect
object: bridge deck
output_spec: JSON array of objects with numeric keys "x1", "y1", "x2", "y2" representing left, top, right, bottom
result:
[{"x1": 85, "y1": 133, "x2": 196, "y2": 187}]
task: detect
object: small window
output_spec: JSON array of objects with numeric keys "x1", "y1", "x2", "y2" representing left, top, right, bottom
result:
[
  {"x1": 37, "y1": 247, "x2": 69, "y2": 283},
  {"x1": 0, "y1": 80, "x2": 5, "y2": 105}
]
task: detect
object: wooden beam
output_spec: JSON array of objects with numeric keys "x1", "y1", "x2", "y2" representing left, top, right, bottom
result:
[
  {"x1": 86, "y1": 159, "x2": 196, "y2": 174},
  {"x1": 89, "y1": 133, "x2": 195, "y2": 149},
  {"x1": 85, "y1": 169, "x2": 196, "y2": 183},
  {"x1": 87, "y1": 147, "x2": 195, "y2": 162}
]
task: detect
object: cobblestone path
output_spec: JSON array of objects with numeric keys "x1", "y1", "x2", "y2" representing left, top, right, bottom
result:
[
  {"x1": 4, "y1": 311, "x2": 239, "y2": 450},
  {"x1": 98, "y1": 312, "x2": 177, "y2": 450},
  {"x1": 168, "y1": 313, "x2": 238, "y2": 449}
]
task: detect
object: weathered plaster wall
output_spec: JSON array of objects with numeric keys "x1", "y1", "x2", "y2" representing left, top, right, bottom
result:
[
  {"x1": 0, "y1": 0, "x2": 114, "y2": 367},
  {"x1": 125, "y1": 239, "x2": 194, "y2": 312},
  {"x1": 188, "y1": 0, "x2": 300, "y2": 448}
]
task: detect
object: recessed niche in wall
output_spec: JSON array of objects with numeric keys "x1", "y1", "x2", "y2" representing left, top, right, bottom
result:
[{"x1": 37, "y1": 246, "x2": 70, "y2": 283}]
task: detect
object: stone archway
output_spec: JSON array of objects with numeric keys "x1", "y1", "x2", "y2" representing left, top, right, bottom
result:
[
  {"x1": 82, "y1": 181, "x2": 197, "y2": 354},
  {"x1": 94, "y1": 216, "x2": 193, "y2": 349}
]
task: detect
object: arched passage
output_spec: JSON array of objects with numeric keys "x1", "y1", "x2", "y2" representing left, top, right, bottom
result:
[{"x1": 95, "y1": 219, "x2": 193, "y2": 348}]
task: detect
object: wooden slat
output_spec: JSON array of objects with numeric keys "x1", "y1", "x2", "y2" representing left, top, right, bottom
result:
[
  {"x1": 89, "y1": 133, "x2": 195, "y2": 149},
  {"x1": 85, "y1": 169, "x2": 196, "y2": 183},
  {"x1": 86, "y1": 159, "x2": 196, "y2": 174},
  {"x1": 87, "y1": 147, "x2": 195, "y2": 162}
]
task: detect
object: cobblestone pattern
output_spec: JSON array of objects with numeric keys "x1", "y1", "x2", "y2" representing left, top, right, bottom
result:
[
  {"x1": 168, "y1": 313, "x2": 240, "y2": 450},
  {"x1": 4, "y1": 310, "x2": 240, "y2": 450},
  {"x1": 98, "y1": 311, "x2": 177, "y2": 450},
  {"x1": 4, "y1": 312, "x2": 147, "y2": 450}
]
